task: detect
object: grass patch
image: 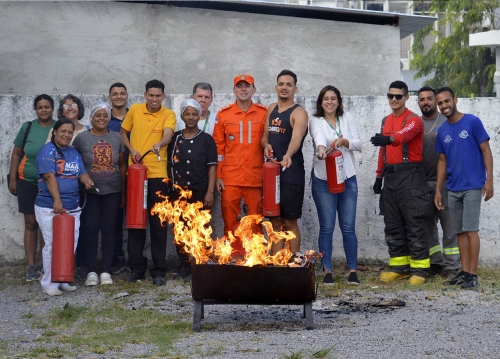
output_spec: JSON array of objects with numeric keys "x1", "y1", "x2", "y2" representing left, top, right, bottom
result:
[
  {"x1": 47, "y1": 302, "x2": 190, "y2": 355},
  {"x1": 22, "y1": 310, "x2": 35, "y2": 319},
  {"x1": 25, "y1": 346, "x2": 70, "y2": 358},
  {"x1": 283, "y1": 350, "x2": 304, "y2": 359},
  {"x1": 312, "y1": 346, "x2": 333, "y2": 358}
]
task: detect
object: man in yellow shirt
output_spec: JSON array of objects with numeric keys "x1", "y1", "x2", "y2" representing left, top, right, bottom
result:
[{"x1": 120, "y1": 79, "x2": 176, "y2": 286}]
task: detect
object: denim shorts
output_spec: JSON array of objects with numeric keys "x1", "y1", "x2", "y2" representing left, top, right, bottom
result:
[{"x1": 448, "y1": 189, "x2": 482, "y2": 233}]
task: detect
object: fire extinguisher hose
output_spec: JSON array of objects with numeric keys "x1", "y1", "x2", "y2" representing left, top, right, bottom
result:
[
  {"x1": 138, "y1": 149, "x2": 161, "y2": 163},
  {"x1": 67, "y1": 185, "x2": 99, "y2": 213}
]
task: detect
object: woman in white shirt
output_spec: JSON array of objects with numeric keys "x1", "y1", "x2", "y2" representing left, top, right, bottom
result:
[{"x1": 309, "y1": 85, "x2": 362, "y2": 285}]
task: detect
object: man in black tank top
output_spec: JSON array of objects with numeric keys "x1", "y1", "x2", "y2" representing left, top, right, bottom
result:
[{"x1": 261, "y1": 70, "x2": 309, "y2": 254}]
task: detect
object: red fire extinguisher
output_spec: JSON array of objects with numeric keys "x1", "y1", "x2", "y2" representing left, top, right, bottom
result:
[
  {"x1": 51, "y1": 186, "x2": 99, "y2": 282},
  {"x1": 126, "y1": 150, "x2": 158, "y2": 229},
  {"x1": 263, "y1": 152, "x2": 280, "y2": 217},
  {"x1": 325, "y1": 148, "x2": 345, "y2": 193},
  {"x1": 52, "y1": 213, "x2": 75, "y2": 283}
]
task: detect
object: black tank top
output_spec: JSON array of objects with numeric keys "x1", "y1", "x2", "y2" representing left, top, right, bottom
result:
[{"x1": 268, "y1": 103, "x2": 306, "y2": 185}]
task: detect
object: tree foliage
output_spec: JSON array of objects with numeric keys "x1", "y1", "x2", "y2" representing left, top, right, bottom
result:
[{"x1": 411, "y1": 0, "x2": 499, "y2": 97}]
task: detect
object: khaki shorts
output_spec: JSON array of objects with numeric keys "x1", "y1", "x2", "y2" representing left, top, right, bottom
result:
[{"x1": 448, "y1": 189, "x2": 482, "y2": 233}]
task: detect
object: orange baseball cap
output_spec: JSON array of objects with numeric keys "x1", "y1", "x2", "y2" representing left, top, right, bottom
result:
[{"x1": 234, "y1": 74, "x2": 255, "y2": 86}]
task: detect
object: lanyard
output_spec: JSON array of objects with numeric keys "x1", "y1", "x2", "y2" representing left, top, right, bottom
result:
[
  {"x1": 201, "y1": 111, "x2": 210, "y2": 133},
  {"x1": 324, "y1": 116, "x2": 342, "y2": 138}
]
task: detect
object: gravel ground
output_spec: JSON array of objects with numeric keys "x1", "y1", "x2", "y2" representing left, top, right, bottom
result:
[{"x1": 1, "y1": 264, "x2": 500, "y2": 359}]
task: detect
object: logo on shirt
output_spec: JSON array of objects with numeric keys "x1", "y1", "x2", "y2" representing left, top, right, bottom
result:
[
  {"x1": 64, "y1": 162, "x2": 80, "y2": 173},
  {"x1": 92, "y1": 142, "x2": 115, "y2": 172},
  {"x1": 215, "y1": 117, "x2": 219, "y2": 123},
  {"x1": 152, "y1": 125, "x2": 162, "y2": 134},
  {"x1": 459, "y1": 130, "x2": 469, "y2": 139},
  {"x1": 269, "y1": 117, "x2": 286, "y2": 134},
  {"x1": 444, "y1": 135, "x2": 452, "y2": 143}
]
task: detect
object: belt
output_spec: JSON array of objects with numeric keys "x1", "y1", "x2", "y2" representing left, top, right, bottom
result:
[{"x1": 384, "y1": 162, "x2": 421, "y2": 174}]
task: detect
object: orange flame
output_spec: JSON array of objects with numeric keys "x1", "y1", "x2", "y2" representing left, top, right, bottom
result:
[{"x1": 151, "y1": 184, "x2": 297, "y2": 266}]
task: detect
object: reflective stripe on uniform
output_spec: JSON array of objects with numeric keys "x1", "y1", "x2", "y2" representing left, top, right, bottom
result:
[
  {"x1": 218, "y1": 155, "x2": 224, "y2": 162},
  {"x1": 429, "y1": 245, "x2": 442, "y2": 256},
  {"x1": 410, "y1": 257, "x2": 430, "y2": 269},
  {"x1": 239, "y1": 121, "x2": 243, "y2": 143},
  {"x1": 389, "y1": 256, "x2": 410, "y2": 267},
  {"x1": 248, "y1": 120, "x2": 252, "y2": 144},
  {"x1": 443, "y1": 247, "x2": 460, "y2": 255}
]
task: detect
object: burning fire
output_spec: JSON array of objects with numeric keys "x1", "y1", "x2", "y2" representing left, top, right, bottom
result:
[{"x1": 151, "y1": 184, "x2": 317, "y2": 267}]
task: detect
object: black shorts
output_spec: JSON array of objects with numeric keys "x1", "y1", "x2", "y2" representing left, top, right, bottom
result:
[
  {"x1": 18, "y1": 179, "x2": 38, "y2": 215},
  {"x1": 280, "y1": 183, "x2": 304, "y2": 220}
]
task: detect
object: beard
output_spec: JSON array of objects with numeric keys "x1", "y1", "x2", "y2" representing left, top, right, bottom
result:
[{"x1": 420, "y1": 106, "x2": 435, "y2": 116}]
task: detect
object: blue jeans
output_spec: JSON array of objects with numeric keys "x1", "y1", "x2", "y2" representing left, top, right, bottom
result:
[{"x1": 311, "y1": 171, "x2": 358, "y2": 272}]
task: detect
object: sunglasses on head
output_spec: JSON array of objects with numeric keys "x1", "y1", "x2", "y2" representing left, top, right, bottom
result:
[{"x1": 387, "y1": 93, "x2": 404, "y2": 100}]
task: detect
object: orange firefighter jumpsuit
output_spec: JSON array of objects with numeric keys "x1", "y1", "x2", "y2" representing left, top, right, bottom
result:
[{"x1": 212, "y1": 101, "x2": 267, "y2": 234}]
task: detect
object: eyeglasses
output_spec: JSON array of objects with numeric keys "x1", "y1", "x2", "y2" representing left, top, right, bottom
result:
[
  {"x1": 62, "y1": 103, "x2": 78, "y2": 110},
  {"x1": 387, "y1": 93, "x2": 404, "y2": 100}
]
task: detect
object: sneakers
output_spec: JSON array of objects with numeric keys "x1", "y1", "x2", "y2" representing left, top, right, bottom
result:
[
  {"x1": 110, "y1": 257, "x2": 127, "y2": 274},
  {"x1": 43, "y1": 287, "x2": 62, "y2": 296},
  {"x1": 347, "y1": 272, "x2": 360, "y2": 285},
  {"x1": 380, "y1": 271, "x2": 410, "y2": 282},
  {"x1": 125, "y1": 272, "x2": 145, "y2": 282},
  {"x1": 100, "y1": 273, "x2": 113, "y2": 285},
  {"x1": 35, "y1": 262, "x2": 44, "y2": 275},
  {"x1": 409, "y1": 275, "x2": 426, "y2": 285},
  {"x1": 442, "y1": 271, "x2": 468, "y2": 286},
  {"x1": 461, "y1": 273, "x2": 480, "y2": 289},
  {"x1": 59, "y1": 283, "x2": 77, "y2": 292},
  {"x1": 153, "y1": 276, "x2": 167, "y2": 286},
  {"x1": 85, "y1": 272, "x2": 99, "y2": 286},
  {"x1": 26, "y1": 265, "x2": 42, "y2": 282},
  {"x1": 323, "y1": 273, "x2": 335, "y2": 285}
]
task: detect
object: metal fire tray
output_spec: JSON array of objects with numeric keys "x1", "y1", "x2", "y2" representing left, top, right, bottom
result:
[{"x1": 191, "y1": 264, "x2": 316, "y2": 331}]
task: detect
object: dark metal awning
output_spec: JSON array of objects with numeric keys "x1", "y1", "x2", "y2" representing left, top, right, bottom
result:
[{"x1": 125, "y1": 0, "x2": 437, "y2": 39}]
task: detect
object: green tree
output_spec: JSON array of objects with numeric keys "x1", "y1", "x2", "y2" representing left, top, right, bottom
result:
[{"x1": 412, "y1": 0, "x2": 499, "y2": 97}]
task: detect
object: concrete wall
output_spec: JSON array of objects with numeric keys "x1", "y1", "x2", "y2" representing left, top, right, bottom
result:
[
  {"x1": 0, "y1": 1, "x2": 400, "y2": 96},
  {"x1": 1, "y1": 94, "x2": 499, "y2": 265}
]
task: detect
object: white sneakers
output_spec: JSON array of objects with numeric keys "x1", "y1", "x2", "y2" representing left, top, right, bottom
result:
[
  {"x1": 85, "y1": 272, "x2": 99, "y2": 286},
  {"x1": 85, "y1": 272, "x2": 113, "y2": 286},
  {"x1": 59, "y1": 283, "x2": 77, "y2": 292},
  {"x1": 42, "y1": 287, "x2": 62, "y2": 296},
  {"x1": 43, "y1": 283, "x2": 77, "y2": 296},
  {"x1": 100, "y1": 272, "x2": 113, "y2": 285}
]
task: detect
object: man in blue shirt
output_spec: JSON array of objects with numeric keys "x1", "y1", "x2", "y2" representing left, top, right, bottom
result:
[
  {"x1": 434, "y1": 87, "x2": 494, "y2": 289},
  {"x1": 107, "y1": 82, "x2": 129, "y2": 274}
]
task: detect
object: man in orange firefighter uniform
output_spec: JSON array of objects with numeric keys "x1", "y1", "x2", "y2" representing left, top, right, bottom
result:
[{"x1": 212, "y1": 74, "x2": 267, "y2": 234}]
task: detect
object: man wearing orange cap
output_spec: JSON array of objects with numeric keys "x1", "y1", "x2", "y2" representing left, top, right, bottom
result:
[{"x1": 212, "y1": 74, "x2": 267, "y2": 234}]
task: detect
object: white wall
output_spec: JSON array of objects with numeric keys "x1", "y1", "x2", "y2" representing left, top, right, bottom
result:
[
  {"x1": 0, "y1": 1, "x2": 400, "y2": 96},
  {"x1": 1, "y1": 94, "x2": 499, "y2": 265}
]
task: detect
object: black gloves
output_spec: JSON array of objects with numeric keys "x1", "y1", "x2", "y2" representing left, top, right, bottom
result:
[
  {"x1": 373, "y1": 178, "x2": 383, "y2": 194},
  {"x1": 370, "y1": 133, "x2": 392, "y2": 146}
]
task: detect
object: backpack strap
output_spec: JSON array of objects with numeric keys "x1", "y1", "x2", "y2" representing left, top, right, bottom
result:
[{"x1": 20, "y1": 121, "x2": 33, "y2": 156}]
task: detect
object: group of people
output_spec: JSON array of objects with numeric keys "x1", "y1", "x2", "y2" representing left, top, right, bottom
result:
[
  {"x1": 8, "y1": 71, "x2": 492, "y2": 296},
  {"x1": 371, "y1": 81, "x2": 493, "y2": 289}
]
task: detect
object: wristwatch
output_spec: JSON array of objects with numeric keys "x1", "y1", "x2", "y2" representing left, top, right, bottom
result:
[{"x1": 389, "y1": 136, "x2": 394, "y2": 144}]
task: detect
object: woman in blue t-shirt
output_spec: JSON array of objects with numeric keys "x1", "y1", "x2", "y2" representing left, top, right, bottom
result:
[{"x1": 35, "y1": 118, "x2": 94, "y2": 296}]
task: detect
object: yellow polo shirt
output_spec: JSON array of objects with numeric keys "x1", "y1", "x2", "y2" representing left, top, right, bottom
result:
[{"x1": 121, "y1": 103, "x2": 176, "y2": 178}]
